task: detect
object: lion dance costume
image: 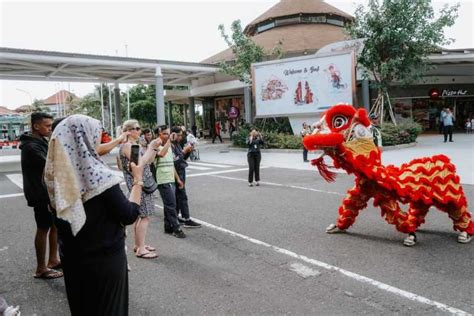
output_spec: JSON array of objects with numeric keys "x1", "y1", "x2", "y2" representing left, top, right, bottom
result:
[{"x1": 303, "y1": 104, "x2": 473, "y2": 246}]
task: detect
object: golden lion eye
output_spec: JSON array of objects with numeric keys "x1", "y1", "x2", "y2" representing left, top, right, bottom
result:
[{"x1": 332, "y1": 115, "x2": 348, "y2": 129}]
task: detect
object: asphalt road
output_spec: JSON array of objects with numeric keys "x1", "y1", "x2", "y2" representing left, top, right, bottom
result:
[{"x1": 1, "y1": 152, "x2": 473, "y2": 315}]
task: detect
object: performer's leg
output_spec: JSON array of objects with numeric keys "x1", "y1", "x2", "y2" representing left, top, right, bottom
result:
[
  {"x1": 379, "y1": 200, "x2": 430, "y2": 233},
  {"x1": 438, "y1": 202, "x2": 474, "y2": 243},
  {"x1": 329, "y1": 185, "x2": 371, "y2": 231}
]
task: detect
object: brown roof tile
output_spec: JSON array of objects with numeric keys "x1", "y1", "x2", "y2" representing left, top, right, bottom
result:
[
  {"x1": 0, "y1": 106, "x2": 18, "y2": 115},
  {"x1": 43, "y1": 90, "x2": 77, "y2": 105},
  {"x1": 203, "y1": 23, "x2": 348, "y2": 64},
  {"x1": 246, "y1": 0, "x2": 352, "y2": 31}
]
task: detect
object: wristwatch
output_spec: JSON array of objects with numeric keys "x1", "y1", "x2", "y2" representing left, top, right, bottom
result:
[{"x1": 133, "y1": 179, "x2": 144, "y2": 186}]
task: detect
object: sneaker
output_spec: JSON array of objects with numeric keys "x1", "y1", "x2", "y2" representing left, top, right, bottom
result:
[
  {"x1": 248, "y1": 182, "x2": 254, "y2": 187},
  {"x1": 164, "y1": 225, "x2": 173, "y2": 234},
  {"x1": 458, "y1": 231, "x2": 472, "y2": 244},
  {"x1": 325, "y1": 223, "x2": 341, "y2": 234},
  {"x1": 403, "y1": 233, "x2": 417, "y2": 247},
  {"x1": 172, "y1": 229, "x2": 186, "y2": 238},
  {"x1": 255, "y1": 182, "x2": 260, "y2": 186},
  {"x1": 183, "y1": 219, "x2": 202, "y2": 228},
  {"x1": 4, "y1": 305, "x2": 21, "y2": 316}
]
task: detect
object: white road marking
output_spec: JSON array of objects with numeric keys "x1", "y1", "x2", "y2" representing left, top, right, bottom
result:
[
  {"x1": 211, "y1": 175, "x2": 345, "y2": 196},
  {"x1": 0, "y1": 193, "x2": 24, "y2": 199},
  {"x1": 185, "y1": 217, "x2": 469, "y2": 316},
  {"x1": 187, "y1": 167, "x2": 269, "y2": 178},
  {"x1": 187, "y1": 165, "x2": 212, "y2": 171},
  {"x1": 189, "y1": 162, "x2": 231, "y2": 168},
  {"x1": 6, "y1": 174, "x2": 23, "y2": 189},
  {"x1": 0, "y1": 155, "x2": 20, "y2": 163},
  {"x1": 0, "y1": 246, "x2": 8, "y2": 252},
  {"x1": 289, "y1": 263, "x2": 321, "y2": 278}
]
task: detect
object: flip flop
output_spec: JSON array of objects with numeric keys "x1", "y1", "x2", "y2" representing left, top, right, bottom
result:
[
  {"x1": 48, "y1": 263, "x2": 62, "y2": 270},
  {"x1": 136, "y1": 251, "x2": 158, "y2": 259},
  {"x1": 34, "y1": 269, "x2": 63, "y2": 279},
  {"x1": 133, "y1": 245, "x2": 156, "y2": 253}
]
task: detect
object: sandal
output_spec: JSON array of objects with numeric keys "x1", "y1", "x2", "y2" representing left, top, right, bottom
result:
[
  {"x1": 133, "y1": 245, "x2": 156, "y2": 253},
  {"x1": 136, "y1": 251, "x2": 158, "y2": 259},
  {"x1": 48, "y1": 262, "x2": 62, "y2": 270},
  {"x1": 34, "y1": 269, "x2": 63, "y2": 279}
]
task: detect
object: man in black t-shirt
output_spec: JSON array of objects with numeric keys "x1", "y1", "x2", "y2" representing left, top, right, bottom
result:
[{"x1": 19, "y1": 112, "x2": 63, "y2": 279}]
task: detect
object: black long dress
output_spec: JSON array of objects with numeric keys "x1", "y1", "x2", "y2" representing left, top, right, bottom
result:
[{"x1": 55, "y1": 185, "x2": 140, "y2": 316}]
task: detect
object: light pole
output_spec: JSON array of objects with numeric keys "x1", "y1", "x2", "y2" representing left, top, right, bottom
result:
[{"x1": 16, "y1": 88, "x2": 33, "y2": 105}]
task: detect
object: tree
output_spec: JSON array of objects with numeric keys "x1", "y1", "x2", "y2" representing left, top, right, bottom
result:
[
  {"x1": 346, "y1": 0, "x2": 459, "y2": 125},
  {"x1": 31, "y1": 99, "x2": 45, "y2": 112},
  {"x1": 72, "y1": 94, "x2": 101, "y2": 120},
  {"x1": 218, "y1": 20, "x2": 265, "y2": 84}
]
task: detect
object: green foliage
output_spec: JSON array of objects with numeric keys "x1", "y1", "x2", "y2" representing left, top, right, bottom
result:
[
  {"x1": 218, "y1": 20, "x2": 265, "y2": 84},
  {"x1": 346, "y1": 0, "x2": 459, "y2": 91},
  {"x1": 32, "y1": 99, "x2": 45, "y2": 112},
  {"x1": 71, "y1": 94, "x2": 101, "y2": 120},
  {"x1": 381, "y1": 120, "x2": 422, "y2": 146},
  {"x1": 217, "y1": 20, "x2": 283, "y2": 83},
  {"x1": 232, "y1": 127, "x2": 303, "y2": 150},
  {"x1": 130, "y1": 100, "x2": 156, "y2": 127},
  {"x1": 251, "y1": 117, "x2": 293, "y2": 134}
]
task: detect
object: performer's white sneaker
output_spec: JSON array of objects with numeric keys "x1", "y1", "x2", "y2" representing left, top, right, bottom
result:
[
  {"x1": 4, "y1": 305, "x2": 21, "y2": 316},
  {"x1": 403, "y1": 233, "x2": 417, "y2": 247},
  {"x1": 458, "y1": 231, "x2": 472, "y2": 244},
  {"x1": 325, "y1": 223, "x2": 341, "y2": 233}
]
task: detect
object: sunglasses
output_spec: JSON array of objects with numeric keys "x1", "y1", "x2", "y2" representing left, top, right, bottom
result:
[{"x1": 132, "y1": 127, "x2": 141, "y2": 131}]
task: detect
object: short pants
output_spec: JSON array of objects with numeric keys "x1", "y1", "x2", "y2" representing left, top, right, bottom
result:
[{"x1": 33, "y1": 204, "x2": 53, "y2": 229}]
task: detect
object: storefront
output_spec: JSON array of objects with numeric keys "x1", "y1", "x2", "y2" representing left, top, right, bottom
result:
[{"x1": 386, "y1": 84, "x2": 474, "y2": 131}]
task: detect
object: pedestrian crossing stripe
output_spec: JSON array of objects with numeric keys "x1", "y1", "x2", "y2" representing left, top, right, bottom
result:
[
  {"x1": 6, "y1": 174, "x2": 23, "y2": 189},
  {"x1": 188, "y1": 162, "x2": 231, "y2": 168},
  {"x1": 187, "y1": 166, "x2": 212, "y2": 170}
]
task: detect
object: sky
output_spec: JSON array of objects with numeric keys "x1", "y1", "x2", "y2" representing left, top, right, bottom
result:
[{"x1": 1, "y1": 0, "x2": 473, "y2": 109}]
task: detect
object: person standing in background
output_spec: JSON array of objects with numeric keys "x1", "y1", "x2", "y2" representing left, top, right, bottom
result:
[
  {"x1": 441, "y1": 107, "x2": 455, "y2": 142},
  {"x1": 170, "y1": 126, "x2": 201, "y2": 228},
  {"x1": 19, "y1": 112, "x2": 63, "y2": 280},
  {"x1": 212, "y1": 121, "x2": 223, "y2": 143},
  {"x1": 119, "y1": 120, "x2": 160, "y2": 259},
  {"x1": 300, "y1": 122, "x2": 312, "y2": 162},
  {"x1": 247, "y1": 128, "x2": 264, "y2": 187},
  {"x1": 155, "y1": 126, "x2": 186, "y2": 238}
]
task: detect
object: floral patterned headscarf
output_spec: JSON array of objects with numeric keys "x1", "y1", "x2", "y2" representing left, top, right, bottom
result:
[{"x1": 44, "y1": 114, "x2": 122, "y2": 235}]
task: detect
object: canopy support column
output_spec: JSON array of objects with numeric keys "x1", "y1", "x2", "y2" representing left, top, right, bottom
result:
[
  {"x1": 155, "y1": 66, "x2": 165, "y2": 126},
  {"x1": 244, "y1": 86, "x2": 252, "y2": 123},
  {"x1": 114, "y1": 82, "x2": 122, "y2": 129},
  {"x1": 188, "y1": 97, "x2": 196, "y2": 128}
]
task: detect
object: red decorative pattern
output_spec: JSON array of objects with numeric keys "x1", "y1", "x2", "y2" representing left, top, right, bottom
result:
[{"x1": 304, "y1": 104, "x2": 474, "y2": 238}]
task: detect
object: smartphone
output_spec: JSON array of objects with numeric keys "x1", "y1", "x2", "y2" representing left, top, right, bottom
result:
[{"x1": 130, "y1": 144, "x2": 140, "y2": 166}]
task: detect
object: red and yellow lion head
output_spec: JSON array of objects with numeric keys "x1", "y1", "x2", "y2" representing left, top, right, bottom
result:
[{"x1": 303, "y1": 103, "x2": 371, "y2": 151}]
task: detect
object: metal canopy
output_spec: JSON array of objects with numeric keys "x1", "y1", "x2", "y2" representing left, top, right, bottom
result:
[{"x1": 0, "y1": 47, "x2": 219, "y2": 85}]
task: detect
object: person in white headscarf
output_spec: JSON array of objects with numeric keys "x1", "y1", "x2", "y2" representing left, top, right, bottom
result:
[{"x1": 44, "y1": 114, "x2": 143, "y2": 316}]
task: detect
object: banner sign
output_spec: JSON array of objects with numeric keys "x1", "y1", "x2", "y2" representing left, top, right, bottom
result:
[{"x1": 253, "y1": 52, "x2": 354, "y2": 117}]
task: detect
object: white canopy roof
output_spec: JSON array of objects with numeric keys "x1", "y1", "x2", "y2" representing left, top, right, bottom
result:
[{"x1": 0, "y1": 47, "x2": 219, "y2": 85}]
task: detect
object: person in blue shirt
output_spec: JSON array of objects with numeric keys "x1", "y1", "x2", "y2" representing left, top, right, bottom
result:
[{"x1": 441, "y1": 107, "x2": 455, "y2": 142}]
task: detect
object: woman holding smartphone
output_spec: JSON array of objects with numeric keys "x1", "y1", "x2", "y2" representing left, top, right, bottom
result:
[
  {"x1": 45, "y1": 115, "x2": 143, "y2": 315},
  {"x1": 119, "y1": 120, "x2": 161, "y2": 259},
  {"x1": 247, "y1": 128, "x2": 264, "y2": 187}
]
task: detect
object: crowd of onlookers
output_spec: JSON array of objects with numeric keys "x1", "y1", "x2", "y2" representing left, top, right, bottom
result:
[
  {"x1": 10, "y1": 111, "x2": 268, "y2": 315},
  {"x1": 15, "y1": 112, "x2": 207, "y2": 315}
]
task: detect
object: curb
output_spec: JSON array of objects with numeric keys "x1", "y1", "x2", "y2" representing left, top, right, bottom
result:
[{"x1": 225, "y1": 142, "x2": 417, "y2": 153}]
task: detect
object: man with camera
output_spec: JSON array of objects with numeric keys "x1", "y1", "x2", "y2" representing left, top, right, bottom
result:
[
  {"x1": 154, "y1": 126, "x2": 187, "y2": 238},
  {"x1": 170, "y1": 126, "x2": 201, "y2": 228}
]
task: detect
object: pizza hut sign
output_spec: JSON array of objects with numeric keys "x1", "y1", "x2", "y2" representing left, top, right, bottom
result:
[{"x1": 441, "y1": 89, "x2": 468, "y2": 97}]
